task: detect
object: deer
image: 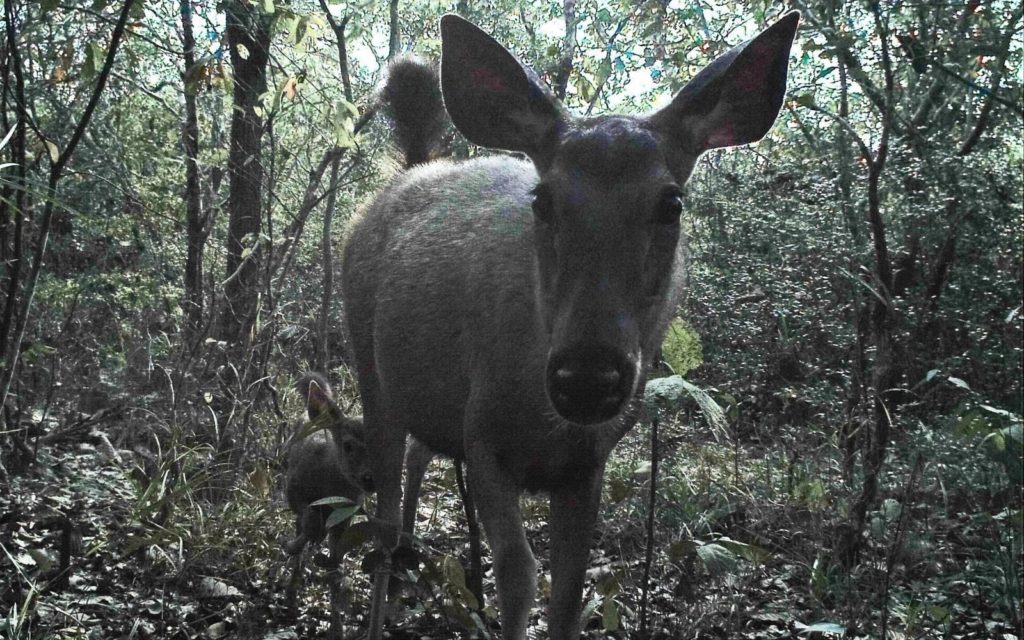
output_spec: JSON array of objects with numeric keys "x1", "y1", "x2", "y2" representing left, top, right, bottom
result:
[
  {"x1": 342, "y1": 12, "x2": 799, "y2": 639},
  {"x1": 282, "y1": 373, "x2": 374, "y2": 608}
]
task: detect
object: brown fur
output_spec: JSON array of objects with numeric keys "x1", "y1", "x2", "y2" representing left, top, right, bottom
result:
[{"x1": 345, "y1": 14, "x2": 798, "y2": 639}]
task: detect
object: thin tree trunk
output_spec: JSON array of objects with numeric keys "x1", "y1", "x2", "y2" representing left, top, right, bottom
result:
[
  {"x1": 180, "y1": 0, "x2": 205, "y2": 332},
  {"x1": 317, "y1": 5, "x2": 353, "y2": 370},
  {"x1": 388, "y1": 0, "x2": 400, "y2": 58},
  {"x1": 837, "y1": 2, "x2": 896, "y2": 569},
  {"x1": 317, "y1": 158, "x2": 339, "y2": 371},
  {"x1": 0, "y1": 0, "x2": 28, "y2": 359},
  {"x1": 219, "y1": 0, "x2": 271, "y2": 347},
  {"x1": 551, "y1": 0, "x2": 577, "y2": 101}
]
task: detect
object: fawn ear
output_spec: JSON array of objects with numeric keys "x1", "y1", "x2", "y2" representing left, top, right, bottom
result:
[
  {"x1": 440, "y1": 14, "x2": 566, "y2": 165},
  {"x1": 303, "y1": 376, "x2": 335, "y2": 423},
  {"x1": 648, "y1": 12, "x2": 799, "y2": 154}
]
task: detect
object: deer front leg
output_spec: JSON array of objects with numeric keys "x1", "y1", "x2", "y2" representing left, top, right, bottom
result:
[
  {"x1": 466, "y1": 446, "x2": 535, "y2": 640},
  {"x1": 366, "y1": 424, "x2": 406, "y2": 640},
  {"x1": 547, "y1": 469, "x2": 603, "y2": 640},
  {"x1": 386, "y1": 438, "x2": 434, "y2": 614}
]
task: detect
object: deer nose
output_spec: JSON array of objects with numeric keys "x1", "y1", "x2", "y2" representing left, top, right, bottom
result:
[{"x1": 547, "y1": 343, "x2": 635, "y2": 424}]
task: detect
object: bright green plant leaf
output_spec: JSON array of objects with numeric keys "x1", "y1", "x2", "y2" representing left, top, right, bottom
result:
[
  {"x1": 662, "y1": 318, "x2": 703, "y2": 376},
  {"x1": 324, "y1": 504, "x2": 359, "y2": 530},
  {"x1": 602, "y1": 597, "x2": 620, "y2": 632},
  {"x1": 644, "y1": 375, "x2": 728, "y2": 441},
  {"x1": 716, "y1": 537, "x2": 773, "y2": 565},
  {"x1": 947, "y1": 376, "x2": 971, "y2": 391},
  {"x1": 795, "y1": 621, "x2": 845, "y2": 636},
  {"x1": 696, "y1": 543, "x2": 737, "y2": 575}
]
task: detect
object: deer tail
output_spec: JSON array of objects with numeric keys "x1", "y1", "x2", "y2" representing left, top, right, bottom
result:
[{"x1": 381, "y1": 55, "x2": 446, "y2": 168}]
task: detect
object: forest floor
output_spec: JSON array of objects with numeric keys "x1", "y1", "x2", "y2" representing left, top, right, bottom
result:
[{"x1": 1, "y1": 409, "x2": 1020, "y2": 640}]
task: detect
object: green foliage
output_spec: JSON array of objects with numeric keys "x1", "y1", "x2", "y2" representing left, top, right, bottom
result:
[
  {"x1": 661, "y1": 317, "x2": 703, "y2": 376},
  {"x1": 644, "y1": 374, "x2": 728, "y2": 442}
]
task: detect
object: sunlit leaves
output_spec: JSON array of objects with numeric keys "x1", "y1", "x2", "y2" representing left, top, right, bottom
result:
[
  {"x1": 661, "y1": 317, "x2": 704, "y2": 376},
  {"x1": 332, "y1": 99, "x2": 359, "y2": 148},
  {"x1": 81, "y1": 41, "x2": 107, "y2": 81}
]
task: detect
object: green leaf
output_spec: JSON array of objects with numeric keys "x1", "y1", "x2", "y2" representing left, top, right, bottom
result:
[
  {"x1": 984, "y1": 423, "x2": 1023, "y2": 484},
  {"x1": 44, "y1": 140, "x2": 60, "y2": 164},
  {"x1": 310, "y1": 495, "x2": 357, "y2": 507},
  {"x1": 82, "y1": 41, "x2": 106, "y2": 81},
  {"x1": 336, "y1": 520, "x2": 375, "y2": 553},
  {"x1": 324, "y1": 504, "x2": 359, "y2": 530},
  {"x1": 947, "y1": 376, "x2": 971, "y2": 391},
  {"x1": 129, "y1": 0, "x2": 144, "y2": 20},
  {"x1": 955, "y1": 409, "x2": 990, "y2": 437},
  {"x1": 927, "y1": 606, "x2": 950, "y2": 623},
  {"x1": 980, "y1": 404, "x2": 1020, "y2": 421},
  {"x1": 337, "y1": 98, "x2": 359, "y2": 117},
  {"x1": 696, "y1": 543, "x2": 737, "y2": 575},
  {"x1": 716, "y1": 537, "x2": 773, "y2": 565},
  {"x1": 632, "y1": 461, "x2": 651, "y2": 477},
  {"x1": 644, "y1": 375, "x2": 728, "y2": 441},
  {"x1": 882, "y1": 497, "x2": 902, "y2": 521},
  {"x1": 793, "y1": 93, "x2": 816, "y2": 108},
  {"x1": 606, "y1": 476, "x2": 631, "y2": 503},
  {"x1": 333, "y1": 107, "x2": 355, "y2": 148},
  {"x1": 601, "y1": 597, "x2": 620, "y2": 632},
  {"x1": 0, "y1": 126, "x2": 15, "y2": 150},
  {"x1": 595, "y1": 574, "x2": 620, "y2": 597},
  {"x1": 579, "y1": 596, "x2": 602, "y2": 629},
  {"x1": 442, "y1": 555, "x2": 467, "y2": 588},
  {"x1": 41, "y1": 0, "x2": 60, "y2": 13},
  {"x1": 794, "y1": 621, "x2": 845, "y2": 636},
  {"x1": 668, "y1": 540, "x2": 696, "y2": 561},
  {"x1": 662, "y1": 318, "x2": 703, "y2": 376}
]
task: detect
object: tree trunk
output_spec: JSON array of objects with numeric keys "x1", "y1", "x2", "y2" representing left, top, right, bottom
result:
[
  {"x1": 317, "y1": 158, "x2": 340, "y2": 371},
  {"x1": 219, "y1": 0, "x2": 271, "y2": 347},
  {"x1": 180, "y1": 0, "x2": 205, "y2": 333},
  {"x1": 837, "y1": 3, "x2": 896, "y2": 569}
]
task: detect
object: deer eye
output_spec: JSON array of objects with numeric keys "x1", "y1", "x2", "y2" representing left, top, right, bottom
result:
[
  {"x1": 655, "y1": 187, "x2": 683, "y2": 225},
  {"x1": 531, "y1": 185, "x2": 554, "y2": 224}
]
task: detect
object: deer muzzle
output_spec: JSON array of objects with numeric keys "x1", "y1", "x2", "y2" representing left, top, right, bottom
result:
[{"x1": 546, "y1": 342, "x2": 636, "y2": 425}]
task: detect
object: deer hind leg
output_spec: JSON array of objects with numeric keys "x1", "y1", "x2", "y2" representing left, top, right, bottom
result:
[
  {"x1": 466, "y1": 447, "x2": 535, "y2": 640},
  {"x1": 401, "y1": 438, "x2": 434, "y2": 538},
  {"x1": 547, "y1": 470, "x2": 604, "y2": 640}
]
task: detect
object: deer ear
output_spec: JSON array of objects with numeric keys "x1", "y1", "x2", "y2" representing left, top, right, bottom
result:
[
  {"x1": 648, "y1": 12, "x2": 799, "y2": 153},
  {"x1": 304, "y1": 376, "x2": 336, "y2": 422},
  {"x1": 440, "y1": 14, "x2": 566, "y2": 163}
]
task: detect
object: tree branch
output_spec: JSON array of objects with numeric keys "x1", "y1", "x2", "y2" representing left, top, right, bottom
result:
[
  {"x1": 551, "y1": 0, "x2": 577, "y2": 101},
  {"x1": 584, "y1": 13, "x2": 633, "y2": 116},
  {"x1": 388, "y1": 0, "x2": 399, "y2": 60},
  {"x1": 319, "y1": 2, "x2": 352, "y2": 103},
  {"x1": 958, "y1": 6, "x2": 1021, "y2": 154}
]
